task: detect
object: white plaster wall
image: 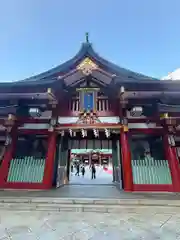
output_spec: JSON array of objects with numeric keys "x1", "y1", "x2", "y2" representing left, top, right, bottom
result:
[
  {"x1": 58, "y1": 117, "x2": 78, "y2": 124},
  {"x1": 98, "y1": 117, "x2": 120, "y2": 123},
  {"x1": 128, "y1": 123, "x2": 162, "y2": 129},
  {"x1": 18, "y1": 124, "x2": 49, "y2": 130}
]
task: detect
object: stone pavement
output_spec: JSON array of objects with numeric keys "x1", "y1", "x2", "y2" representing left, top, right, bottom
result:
[
  {"x1": 0, "y1": 209, "x2": 180, "y2": 239},
  {"x1": 0, "y1": 185, "x2": 180, "y2": 200}
]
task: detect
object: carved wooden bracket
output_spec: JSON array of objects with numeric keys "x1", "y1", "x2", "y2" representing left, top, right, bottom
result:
[
  {"x1": 4, "y1": 114, "x2": 16, "y2": 127},
  {"x1": 160, "y1": 113, "x2": 177, "y2": 133},
  {"x1": 121, "y1": 118, "x2": 128, "y2": 125},
  {"x1": 167, "y1": 125, "x2": 176, "y2": 134},
  {"x1": 165, "y1": 118, "x2": 176, "y2": 126},
  {"x1": 120, "y1": 97, "x2": 128, "y2": 108},
  {"x1": 49, "y1": 100, "x2": 58, "y2": 109},
  {"x1": 77, "y1": 110, "x2": 100, "y2": 124}
]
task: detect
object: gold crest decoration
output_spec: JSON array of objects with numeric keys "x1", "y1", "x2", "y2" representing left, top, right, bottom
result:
[{"x1": 77, "y1": 57, "x2": 98, "y2": 76}]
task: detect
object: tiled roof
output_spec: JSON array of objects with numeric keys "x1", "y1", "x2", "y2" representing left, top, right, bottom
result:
[{"x1": 17, "y1": 42, "x2": 159, "y2": 84}]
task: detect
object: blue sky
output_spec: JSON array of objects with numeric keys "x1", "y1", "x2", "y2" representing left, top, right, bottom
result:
[{"x1": 0, "y1": 0, "x2": 180, "y2": 81}]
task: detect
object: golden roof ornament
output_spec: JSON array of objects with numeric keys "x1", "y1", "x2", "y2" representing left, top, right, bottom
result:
[{"x1": 77, "y1": 57, "x2": 98, "y2": 76}]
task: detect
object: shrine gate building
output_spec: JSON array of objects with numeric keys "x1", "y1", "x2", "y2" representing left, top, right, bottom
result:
[{"x1": 0, "y1": 38, "x2": 180, "y2": 192}]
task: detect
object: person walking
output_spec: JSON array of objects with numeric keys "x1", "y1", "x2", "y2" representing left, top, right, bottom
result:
[
  {"x1": 91, "y1": 163, "x2": 96, "y2": 179},
  {"x1": 81, "y1": 165, "x2": 85, "y2": 177},
  {"x1": 71, "y1": 164, "x2": 74, "y2": 175},
  {"x1": 75, "y1": 163, "x2": 80, "y2": 176}
]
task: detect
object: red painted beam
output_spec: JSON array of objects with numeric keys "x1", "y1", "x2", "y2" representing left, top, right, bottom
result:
[
  {"x1": 128, "y1": 118, "x2": 160, "y2": 123},
  {"x1": 129, "y1": 128, "x2": 163, "y2": 134},
  {"x1": 18, "y1": 129, "x2": 49, "y2": 135},
  {"x1": 18, "y1": 118, "x2": 50, "y2": 124}
]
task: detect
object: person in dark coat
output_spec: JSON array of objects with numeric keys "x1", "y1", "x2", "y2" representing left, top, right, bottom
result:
[
  {"x1": 91, "y1": 163, "x2": 96, "y2": 179},
  {"x1": 75, "y1": 163, "x2": 80, "y2": 176},
  {"x1": 71, "y1": 164, "x2": 74, "y2": 175},
  {"x1": 81, "y1": 165, "x2": 85, "y2": 177}
]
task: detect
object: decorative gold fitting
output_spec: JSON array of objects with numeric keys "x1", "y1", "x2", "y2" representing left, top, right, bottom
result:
[
  {"x1": 76, "y1": 87, "x2": 100, "y2": 92},
  {"x1": 120, "y1": 86, "x2": 125, "y2": 94},
  {"x1": 8, "y1": 114, "x2": 16, "y2": 121},
  {"x1": 160, "y1": 113, "x2": 168, "y2": 119},
  {"x1": 123, "y1": 125, "x2": 129, "y2": 132},
  {"x1": 76, "y1": 57, "x2": 98, "y2": 76},
  {"x1": 47, "y1": 88, "x2": 52, "y2": 94}
]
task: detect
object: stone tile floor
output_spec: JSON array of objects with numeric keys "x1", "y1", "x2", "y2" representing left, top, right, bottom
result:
[
  {"x1": 0, "y1": 209, "x2": 180, "y2": 239},
  {"x1": 1, "y1": 185, "x2": 180, "y2": 199}
]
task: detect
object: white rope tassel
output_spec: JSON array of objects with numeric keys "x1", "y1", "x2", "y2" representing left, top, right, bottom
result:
[
  {"x1": 105, "y1": 128, "x2": 110, "y2": 138},
  {"x1": 93, "y1": 129, "x2": 98, "y2": 138},
  {"x1": 81, "y1": 129, "x2": 85, "y2": 138},
  {"x1": 69, "y1": 129, "x2": 72, "y2": 137}
]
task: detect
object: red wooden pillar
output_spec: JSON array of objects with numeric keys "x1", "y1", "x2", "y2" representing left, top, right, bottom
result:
[
  {"x1": 43, "y1": 131, "x2": 56, "y2": 188},
  {"x1": 163, "y1": 134, "x2": 180, "y2": 192},
  {"x1": 120, "y1": 127, "x2": 133, "y2": 191},
  {"x1": 0, "y1": 129, "x2": 17, "y2": 186}
]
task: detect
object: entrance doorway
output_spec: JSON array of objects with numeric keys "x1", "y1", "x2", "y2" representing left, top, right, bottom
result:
[
  {"x1": 54, "y1": 135, "x2": 123, "y2": 189},
  {"x1": 70, "y1": 148, "x2": 113, "y2": 185}
]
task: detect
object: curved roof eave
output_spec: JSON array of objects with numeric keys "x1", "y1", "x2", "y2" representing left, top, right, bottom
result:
[
  {"x1": 0, "y1": 78, "x2": 59, "y2": 91},
  {"x1": 85, "y1": 44, "x2": 159, "y2": 81},
  {"x1": 15, "y1": 42, "x2": 159, "y2": 84},
  {"x1": 17, "y1": 43, "x2": 89, "y2": 83}
]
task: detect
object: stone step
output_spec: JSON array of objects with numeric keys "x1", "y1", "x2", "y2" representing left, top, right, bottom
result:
[
  {"x1": 0, "y1": 197, "x2": 179, "y2": 213},
  {"x1": 0, "y1": 197, "x2": 180, "y2": 205}
]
